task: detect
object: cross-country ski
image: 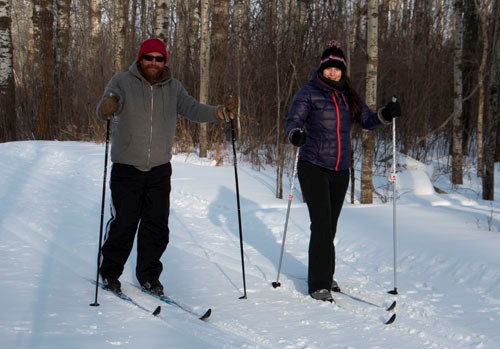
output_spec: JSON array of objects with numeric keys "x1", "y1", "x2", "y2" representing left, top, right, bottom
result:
[{"x1": 90, "y1": 279, "x2": 161, "y2": 317}]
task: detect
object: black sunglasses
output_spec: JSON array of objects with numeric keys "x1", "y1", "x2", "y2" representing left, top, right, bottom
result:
[{"x1": 142, "y1": 54, "x2": 165, "y2": 62}]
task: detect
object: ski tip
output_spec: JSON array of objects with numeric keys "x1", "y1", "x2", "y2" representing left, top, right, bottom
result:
[
  {"x1": 199, "y1": 308, "x2": 212, "y2": 321},
  {"x1": 152, "y1": 306, "x2": 161, "y2": 316},
  {"x1": 385, "y1": 313, "x2": 396, "y2": 325},
  {"x1": 271, "y1": 282, "x2": 281, "y2": 288},
  {"x1": 386, "y1": 301, "x2": 397, "y2": 312}
]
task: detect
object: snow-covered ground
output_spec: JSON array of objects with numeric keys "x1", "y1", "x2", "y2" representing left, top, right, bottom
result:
[{"x1": 0, "y1": 140, "x2": 499, "y2": 349}]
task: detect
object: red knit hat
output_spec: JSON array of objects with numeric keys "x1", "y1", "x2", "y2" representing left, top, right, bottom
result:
[{"x1": 137, "y1": 38, "x2": 168, "y2": 61}]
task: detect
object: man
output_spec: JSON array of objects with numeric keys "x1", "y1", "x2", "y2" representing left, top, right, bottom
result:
[{"x1": 96, "y1": 38, "x2": 236, "y2": 295}]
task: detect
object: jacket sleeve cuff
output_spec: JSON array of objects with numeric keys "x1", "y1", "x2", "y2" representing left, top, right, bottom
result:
[
  {"x1": 377, "y1": 107, "x2": 392, "y2": 125},
  {"x1": 287, "y1": 128, "x2": 301, "y2": 143}
]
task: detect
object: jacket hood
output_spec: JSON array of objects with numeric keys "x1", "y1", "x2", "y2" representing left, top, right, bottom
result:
[{"x1": 129, "y1": 60, "x2": 172, "y2": 84}]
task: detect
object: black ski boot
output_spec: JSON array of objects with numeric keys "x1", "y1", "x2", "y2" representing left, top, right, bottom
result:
[
  {"x1": 310, "y1": 289, "x2": 334, "y2": 302},
  {"x1": 141, "y1": 280, "x2": 164, "y2": 296},
  {"x1": 331, "y1": 280, "x2": 341, "y2": 293},
  {"x1": 103, "y1": 278, "x2": 122, "y2": 294}
]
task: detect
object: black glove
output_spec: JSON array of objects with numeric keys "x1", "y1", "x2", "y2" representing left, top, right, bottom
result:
[
  {"x1": 289, "y1": 129, "x2": 306, "y2": 147},
  {"x1": 380, "y1": 99, "x2": 401, "y2": 122}
]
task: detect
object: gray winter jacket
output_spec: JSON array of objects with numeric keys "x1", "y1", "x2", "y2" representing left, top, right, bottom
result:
[{"x1": 97, "y1": 61, "x2": 219, "y2": 171}]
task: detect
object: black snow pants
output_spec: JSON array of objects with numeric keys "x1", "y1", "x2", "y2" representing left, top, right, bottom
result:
[
  {"x1": 100, "y1": 162, "x2": 172, "y2": 284},
  {"x1": 297, "y1": 160, "x2": 349, "y2": 294}
]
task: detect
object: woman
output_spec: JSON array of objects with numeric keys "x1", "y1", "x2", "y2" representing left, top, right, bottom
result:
[{"x1": 285, "y1": 40, "x2": 401, "y2": 302}]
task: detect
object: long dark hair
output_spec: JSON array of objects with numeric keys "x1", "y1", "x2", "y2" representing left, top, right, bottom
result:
[{"x1": 342, "y1": 74, "x2": 362, "y2": 123}]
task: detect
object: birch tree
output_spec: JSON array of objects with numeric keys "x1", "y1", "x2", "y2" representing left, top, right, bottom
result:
[
  {"x1": 114, "y1": 1, "x2": 127, "y2": 72},
  {"x1": 234, "y1": 0, "x2": 247, "y2": 142},
  {"x1": 154, "y1": 0, "x2": 169, "y2": 40},
  {"x1": 347, "y1": 1, "x2": 361, "y2": 204},
  {"x1": 198, "y1": 0, "x2": 210, "y2": 157},
  {"x1": 0, "y1": 0, "x2": 16, "y2": 142},
  {"x1": 361, "y1": 0, "x2": 379, "y2": 204},
  {"x1": 89, "y1": 0, "x2": 101, "y2": 64}
]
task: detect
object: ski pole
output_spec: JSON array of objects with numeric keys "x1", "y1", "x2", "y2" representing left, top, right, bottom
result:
[
  {"x1": 272, "y1": 148, "x2": 300, "y2": 288},
  {"x1": 388, "y1": 95, "x2": 398, "y2": 295},
  {"x1": 90, "y1": 117, "x2": 111, "y2": 307},
  {"x1": 224, "y1": 108, "x2": 247, "y2": 299}
]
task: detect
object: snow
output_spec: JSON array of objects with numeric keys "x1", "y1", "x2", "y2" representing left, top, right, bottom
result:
[{"x1": 0, "y1": 140, "x2": 499, "y2": 349}]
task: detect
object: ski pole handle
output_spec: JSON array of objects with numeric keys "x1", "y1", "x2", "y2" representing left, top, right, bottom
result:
[{"x1": 222, "y1": 108, "x2": 230, "y2": 123}]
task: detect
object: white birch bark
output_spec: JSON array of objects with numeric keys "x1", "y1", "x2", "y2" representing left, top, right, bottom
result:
[
  {"x1": 154, "y1": 0, "x2": 169, "y2": 40},
  {"x1": 0, "y1": 0, "x2": 16, "y2": 141},
  {"x1": 361, "y1": 0, "x2": 378, "y2": 204},
  {"x1": 199, "y1": 0, "x2": 210, "y2": 157}
]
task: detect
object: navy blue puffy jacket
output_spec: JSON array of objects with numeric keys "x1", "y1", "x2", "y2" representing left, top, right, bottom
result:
[{"x1": 285, "y1": 71, "x2": 385, "y2": 171}]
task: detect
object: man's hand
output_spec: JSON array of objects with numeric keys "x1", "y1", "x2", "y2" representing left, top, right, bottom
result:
[
  {"x1": 217, "y1": 95, "x2": 238, "y2": 121},
  {"x1": 100, "y1": 96, "x2": 120, "y2": 119}
]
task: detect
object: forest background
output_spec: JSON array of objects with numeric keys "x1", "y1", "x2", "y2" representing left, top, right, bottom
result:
[{"x1": 0, "y1": 0, "x2": 498, "y2": 201}]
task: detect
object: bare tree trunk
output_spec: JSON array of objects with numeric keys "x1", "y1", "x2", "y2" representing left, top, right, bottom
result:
[
  {"x1": 90, "y1": 0, "x2": 101, "y2": 56},
  {"x1": 55, "y1": 0, "x2": 71, "y2": 138},
  {"x1": 141, "y1": 0, "x2": 147, "y2": 39},
  {"x1": 209, "y1": 0, "x2": 229, "y2": 156},
  {"x1": 462, "y1": 0, "x2": 479, "y2": 155},
  {"x1": 114, "y1": 1, "x2": 128, "y2": 72},
  {"x1": 361, "y1": 0, "x2": 379, "y2": 204},
  {"x1": 275, "y1": 0, "x2": 283, "y2": 200},
  {"x1": 154, "y1": 0, "x2": 169, "y2": 40},
  {"x1": 32, "y1": 0, "x2": 55, "y2": 140},
  {"x1": 476, "y1": 0, "x2": 491, "y2": 177},
  {"x1": 210, "y1": 0, "x2": 229, "y2": 102},
  {"x1": 0, "y1": 0, "x2": 16, "y2": 142},
  {"x1": 347, "y1": 1, "x2": 361, "y2": 204},
  {"x1": 234, "y1": 0, "x2": 247, "y2": 142},
  {"x1": 198, "y1": 0, "x2": 210, "y2": 158},
  {"x1": 452, "y1": 0, "x2": 464, "y2": 185},
  {"x1": 88, "y1": 0, "x2": 103, "y2": 140},
  {"x1": 483, "y1": 0, "x2": 499, "y2": 200},
  {"x1": 130, "y1": 0, "x2": 138, "y2": 50}
]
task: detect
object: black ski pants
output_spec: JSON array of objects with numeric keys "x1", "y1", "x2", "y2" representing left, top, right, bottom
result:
[
  {"x1": 100, "y1": 162, "x2": 172, "y2": 284},
  {"x1": 297, "y1": 161, "x2": 349, "y2": 294}
]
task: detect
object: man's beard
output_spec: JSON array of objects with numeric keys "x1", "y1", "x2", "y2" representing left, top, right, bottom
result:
[{"x1": 141, "y1": 64, "x2": 163, "y2": 82}]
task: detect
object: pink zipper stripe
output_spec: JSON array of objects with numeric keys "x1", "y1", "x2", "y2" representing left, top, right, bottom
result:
[{"x1": 331, "y1": 93, "x2": 341, "y2": 170}]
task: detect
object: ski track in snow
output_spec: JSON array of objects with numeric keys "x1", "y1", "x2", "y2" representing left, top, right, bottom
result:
[
  {"x1": 168, "y1": 176, "x2": 492, "y2": 348},
  {"x1": 0, "y1": 141, "x2": 499, "y2": 348}
]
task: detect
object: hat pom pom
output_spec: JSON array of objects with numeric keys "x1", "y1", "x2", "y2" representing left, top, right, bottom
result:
[{"x1": 328, "y1": 40, "x2": 341, "y2": 49}]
